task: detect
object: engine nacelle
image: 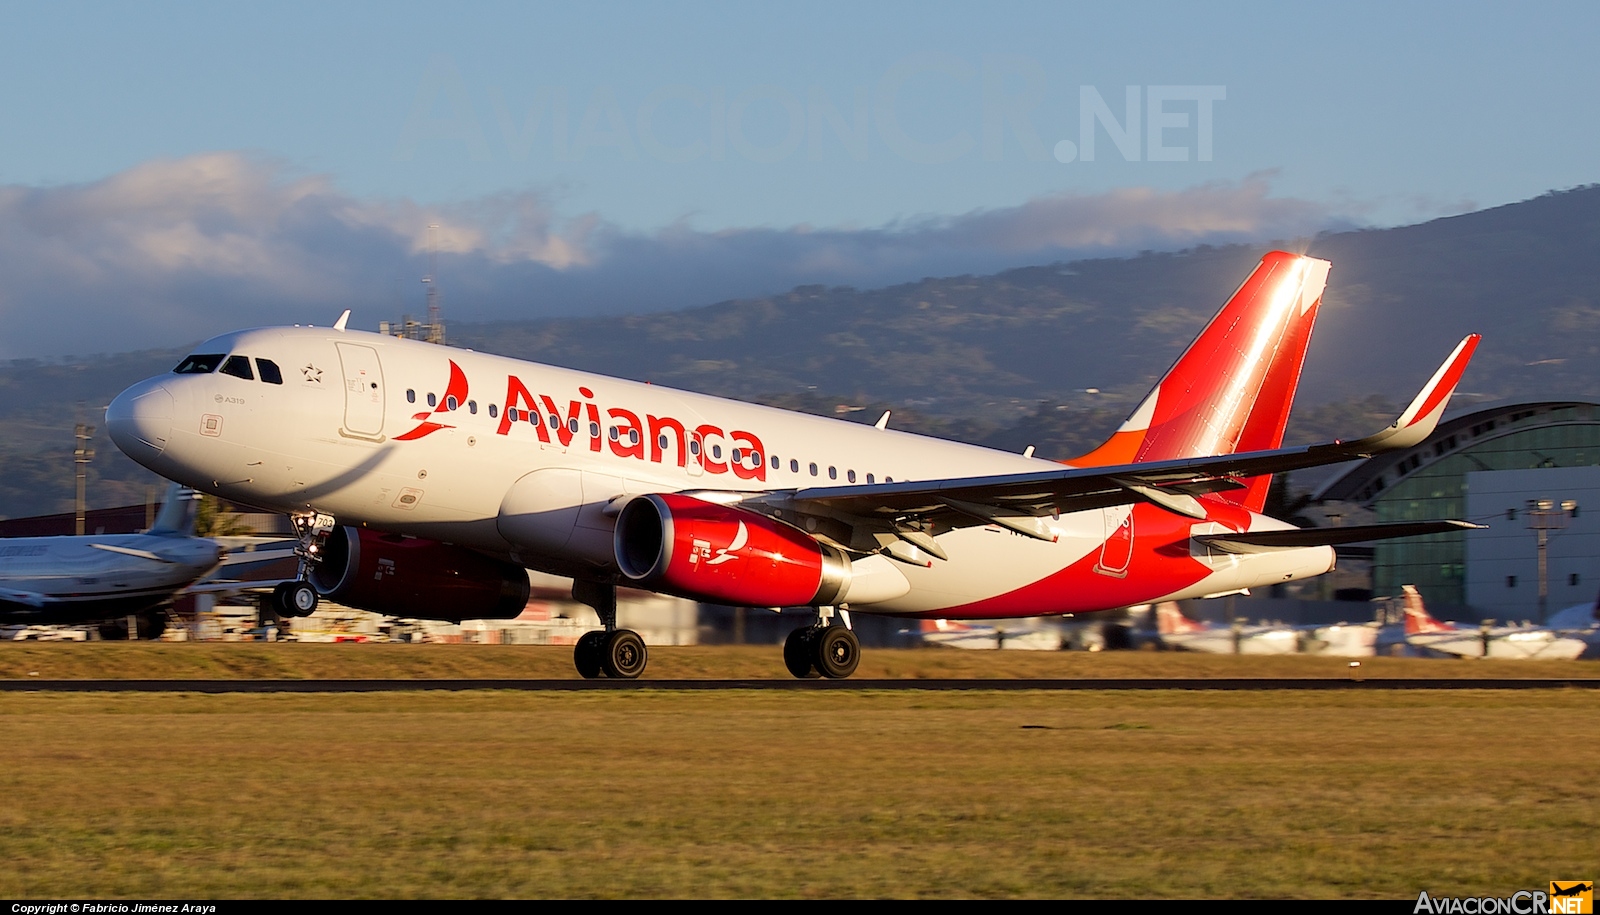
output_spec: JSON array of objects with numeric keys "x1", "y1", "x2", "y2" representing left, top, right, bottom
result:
[
  {"x1": 308, "y1": 527, "x2": 531, "y2": 621},
  {"x1": 615, "y1": 494, "x2": 910, "y2": 608}
]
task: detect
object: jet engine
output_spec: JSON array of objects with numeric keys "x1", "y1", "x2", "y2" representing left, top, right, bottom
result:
[
  {"x1": 614, "y1": 493, "x2": 908, "y2": 607},
  {"x1": 308, "y1": 527, "x2": 531, "y2": 621}
]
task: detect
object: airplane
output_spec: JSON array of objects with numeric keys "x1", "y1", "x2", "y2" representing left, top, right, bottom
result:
[
  {"x1": 917, "y1": 617, "x2": 1066, "y2": 651},
  {"x1": 104, "y1": 250, "x2": 1484, "y2": 678},
  {"x1": 0, "y1": 484, "x2": 224, "y2": 639},
  {"x1": 1399, "y1": 584, "x2": 1590, "y2": 660},
  {"x1": 1152, "y1": 600, "x2": 1299, "y2": 654},
  {"x1": 1152, "y1": 600, "x2": 1378, "y2": 656}
]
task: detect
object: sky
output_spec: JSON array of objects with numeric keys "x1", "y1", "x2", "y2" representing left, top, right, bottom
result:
[{"x1": 0, "y1": 0, "x2": 1597, "y2": 357}]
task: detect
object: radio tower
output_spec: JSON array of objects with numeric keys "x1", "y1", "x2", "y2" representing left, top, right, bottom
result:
[{"x1": 423, "y1": 224, "x2": 445, "y2": 345}]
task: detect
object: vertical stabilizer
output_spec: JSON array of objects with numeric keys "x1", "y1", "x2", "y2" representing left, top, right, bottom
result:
[
  {"x1": 1401, "y1": 584, "x2": 1455, "y2": 635},
  {"x1": 1072, "y1": 252, "x2": 1329, "y2": 495},
  {"x1": 148, "y1": 484, "x2": 201, "y2": 537}
]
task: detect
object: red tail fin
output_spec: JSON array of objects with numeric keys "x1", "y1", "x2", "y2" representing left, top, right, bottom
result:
[
  {"x1": 1155, "y1": 601, "x2": 1204, "y2": 635},
  {"x1": 1401, "y1": 584, "x2": 1455, "y2": 635},
  {"x1": 1072, "y1": 251, "x2": 1329, "y2": 509}
]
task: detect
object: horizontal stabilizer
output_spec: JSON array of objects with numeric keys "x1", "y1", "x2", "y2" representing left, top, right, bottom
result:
[
  {"x1": 1196, "y1": 520, "x2": 1484, "y2": 554},
  {"x1": 0, "y1": 586, "x2": 49, "y2": 608},
  {"x1": 90, "y1": 543, "x2": 176, "y2": 564}
]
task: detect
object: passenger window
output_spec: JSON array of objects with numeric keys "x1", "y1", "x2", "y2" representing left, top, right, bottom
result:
[
  {"x1": 866, "y1": 474, "x2": 875, "y2": 484},
  {"x1": 468, "y1": 400, "x2": 477, "y2": 414},
  {"x1": 847, "y1": 470, "x2": 856, "y2": 483},
  {"x1": 809, "y1": 463, "x2": 818, "y2": 476},
  {"x1": 446, "y1": 395, "x2": 458, "y2": 411},
  {"x1": 488, "y1": 404, "x2": 497, "y2": 418},
  {"x1": 771, "y1": 455, "x2": 779, "y2": 470},
  {"x1": 173, "y1": 354, "x2": 225, "y2": 374},
  {"x1": 791, "y1": 459, "x2": 799, "y2": 473},
  {"x1": 629, "y1": 429, "x2": 639, "y2": 445},
  {"x1": 427, "y1": 393, "x2": 437, "y2": 407},
  {"x1": 690, "y1": 440, "x2": 701, "y2": 456},
  {"x1": 712, "y1": 444, "x2": 723, "y2": 459},
  {"x1": 220, "y1": 355, "x2": 254, "y2": 381},
  {"x1": 255, "y1": 359, "x2": 283, "y2": 384},
  {"x1": 406, "y1": 389, "x2": 416, "y2": 404},
  {"x1": 828, "y1": 466, "x2": 837, "y2": 480}
]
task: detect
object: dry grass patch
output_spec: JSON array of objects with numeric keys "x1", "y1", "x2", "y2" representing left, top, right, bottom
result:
[
  {"x1": 0, "y1": 689, "x2": 1594, "y2": 898},
  {"x1": 0, "y1": 643, "x2": 1595, "y2": 680}
]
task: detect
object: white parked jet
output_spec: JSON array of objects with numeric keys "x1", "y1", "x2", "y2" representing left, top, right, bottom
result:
[
  {"x1": 1400, "y1": 585, "x2": 1589, "y2": 660},
  {"x1": 0, "y1": 485, "x2": 224, "y2": 638},
  {"x1": 105, "y1": 252, "x2": 1481, "y2": 677}
]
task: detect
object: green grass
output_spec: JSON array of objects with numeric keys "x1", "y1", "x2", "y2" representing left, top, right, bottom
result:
[{"x1": 0, "y1": 689, "x2": 1594, "y2": 898}]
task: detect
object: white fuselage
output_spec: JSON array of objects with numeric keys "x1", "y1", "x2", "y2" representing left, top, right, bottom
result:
[
  {"x1": 0, "y1": 533, "x2": 223, "y2": 621},
  {"x1": 106, "y1": 327, "x2": 1335, "y2": 618}
]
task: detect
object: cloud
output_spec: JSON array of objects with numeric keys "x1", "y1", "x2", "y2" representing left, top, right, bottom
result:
[{"x1": 0, "y1": 152, "x2": 1348, "y2": 358}]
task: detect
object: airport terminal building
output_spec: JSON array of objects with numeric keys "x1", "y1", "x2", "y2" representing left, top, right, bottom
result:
[{"x1": 1315, "y1": 401, "x2": 1600, "y2": 620}]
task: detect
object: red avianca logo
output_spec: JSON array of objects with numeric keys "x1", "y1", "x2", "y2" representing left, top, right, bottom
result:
[{"x1": 394, "y1": 360, "x2": 469, "y2": 441}]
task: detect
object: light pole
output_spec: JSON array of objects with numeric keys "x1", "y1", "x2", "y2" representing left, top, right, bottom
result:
[
  {"x1": 74, "y1": 423, "x2": 94, "y2": 536},
  {"x1": 1524, "y1": 498, "x2": 1578, "y2": 624}
]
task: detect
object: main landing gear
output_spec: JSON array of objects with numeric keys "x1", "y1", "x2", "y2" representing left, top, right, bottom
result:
[
  {"x1": 272, "y1": 511, "x2": 335, "y2": 619},
  {"x1": 572, "y1": 579, "x2": 648, "y2": 679},
  {"x1": 784, "y1": 606, "x2": 860, "y2": 680}
]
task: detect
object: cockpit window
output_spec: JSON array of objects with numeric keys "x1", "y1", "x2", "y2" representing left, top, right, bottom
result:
[
  {"x1": 173, "y1": 354, "x2": 225, "y2": 374},
  {"x1": 256, "y1": 358, "x2": 283, "y2": 385},
  {"x1": 220, "y1": 355, "x2": 254, "y2": 380}
]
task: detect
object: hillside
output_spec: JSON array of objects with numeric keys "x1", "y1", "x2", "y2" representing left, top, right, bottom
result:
[{"x1": 3, "y1": 184, "x2": 1599, "y2": 518}]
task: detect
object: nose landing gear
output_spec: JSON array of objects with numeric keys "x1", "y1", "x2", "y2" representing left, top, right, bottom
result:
[{"x1": 272, "y1": 511, "x2": 336, "y2": 619}]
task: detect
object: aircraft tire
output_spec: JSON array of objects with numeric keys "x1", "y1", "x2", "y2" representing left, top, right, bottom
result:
[
  {"x1": 812, "y1": 625, "x2": 860, "y2": 679},
  {"x1": 601, "y1": 629, "x2": 648, "y2": 679},
  {"x1": 783, "y1": 627, "x2": 821, "y2": 679},
  {"x1": 574, "y1": 630, "x2": 607, "y2": 679}
]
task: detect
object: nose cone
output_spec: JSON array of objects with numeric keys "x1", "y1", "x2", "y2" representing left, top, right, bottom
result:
[{"x1": 107, "y1": 379, "x2": 174, "y2": 466}]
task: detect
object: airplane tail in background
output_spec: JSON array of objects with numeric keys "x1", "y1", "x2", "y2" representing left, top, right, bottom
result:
[
  {"x1": 1071, "y1": 251, "x2": 1329, "y2": 512},
  {"x1": 1155, "y1": 601, "x2": 1205, "y2": 635},
  {"x1": 1401, "y1": 584, "x2": 1456, "y2": 635},
  {"x1": 148, "y1": 484, "x2": 202, "y2": 537}
]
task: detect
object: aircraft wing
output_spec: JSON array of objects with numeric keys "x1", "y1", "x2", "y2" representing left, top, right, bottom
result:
[{"x1": 766, "y1": 335, "x2": 1480, "y2": 536}]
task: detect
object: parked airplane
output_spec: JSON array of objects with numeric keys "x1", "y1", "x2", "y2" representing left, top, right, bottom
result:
[
  {"x1": 105, "y1": 251, "x2": 1482, "y2": 678},
  {"x1": 0, "y1": 485, "x2": 223, "y2": 638},
  {"x1": 918, "y1": 617, "x2": 1065, "y2": 650},
  {"x1": 1400, "y1": 584, "x2": 1589, "y2": 660},
  {"x1": 1153, "y1": 600, "x2": 1378, "y2": 656},
  {"x1": 1153, "y1": 601, "x2": 1298, "y2": 654}
]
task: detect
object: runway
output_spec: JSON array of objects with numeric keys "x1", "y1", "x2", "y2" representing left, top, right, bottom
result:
[{"x1": 3, "y1": 677, "x2": 1598, "y2": 692}]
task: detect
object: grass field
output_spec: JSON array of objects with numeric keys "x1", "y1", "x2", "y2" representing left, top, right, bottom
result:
[
  {"x1": 0, "y1": 660, "x2": 1595, "y2": 898},
  {"x1": 0, "y1": 642, "x2": 1596, "y2": 680}
]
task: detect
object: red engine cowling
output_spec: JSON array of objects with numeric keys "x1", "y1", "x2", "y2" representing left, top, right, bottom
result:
[
  {"x1": 615, "y1": 494, "x2": 849, "y2": 607},
  {"x1": 308, "y1": 527, "x2": 531, "y2": 621}
]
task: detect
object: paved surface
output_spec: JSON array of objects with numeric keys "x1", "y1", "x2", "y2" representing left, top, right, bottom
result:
[{"x1": 1, "y1": 677, "x2": 1598, "y2": 692}]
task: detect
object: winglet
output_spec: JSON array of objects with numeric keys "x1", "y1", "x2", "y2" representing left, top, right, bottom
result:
[
  {"x1": 1347, "y1": 335, "x2": 1480, "y2": 454},
  {"x1": 334, "y1": 309, "x2": 351, "y2": 332}
]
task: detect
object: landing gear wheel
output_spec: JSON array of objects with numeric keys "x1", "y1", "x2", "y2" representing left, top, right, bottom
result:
[
  {"x1": 601, "y1": 630, "x2": 648, "y2": 679},
  {"x1": 812, "y1": 625, "x2": 860, "y2": 679},
  {"x1": 574, "y1": 630, "x2": 607, "y2": 679},
  {"x1": 275, "y1": 581, "x2": 318, "y2": 618},
  {"x1": 784, "y1": 627, "x2": 822, "y2": 679}
]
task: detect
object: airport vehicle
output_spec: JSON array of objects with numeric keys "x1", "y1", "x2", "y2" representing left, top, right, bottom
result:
[
  {"x1": 0, "y1": 485, "x2": 223, "y2": 638},
  {"x1": 1400, "y1": 584, "x2": 1589, "y2": 659},
  {"x1": 105, "y1": 251, "x2": 1481, "y2": 678}
]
